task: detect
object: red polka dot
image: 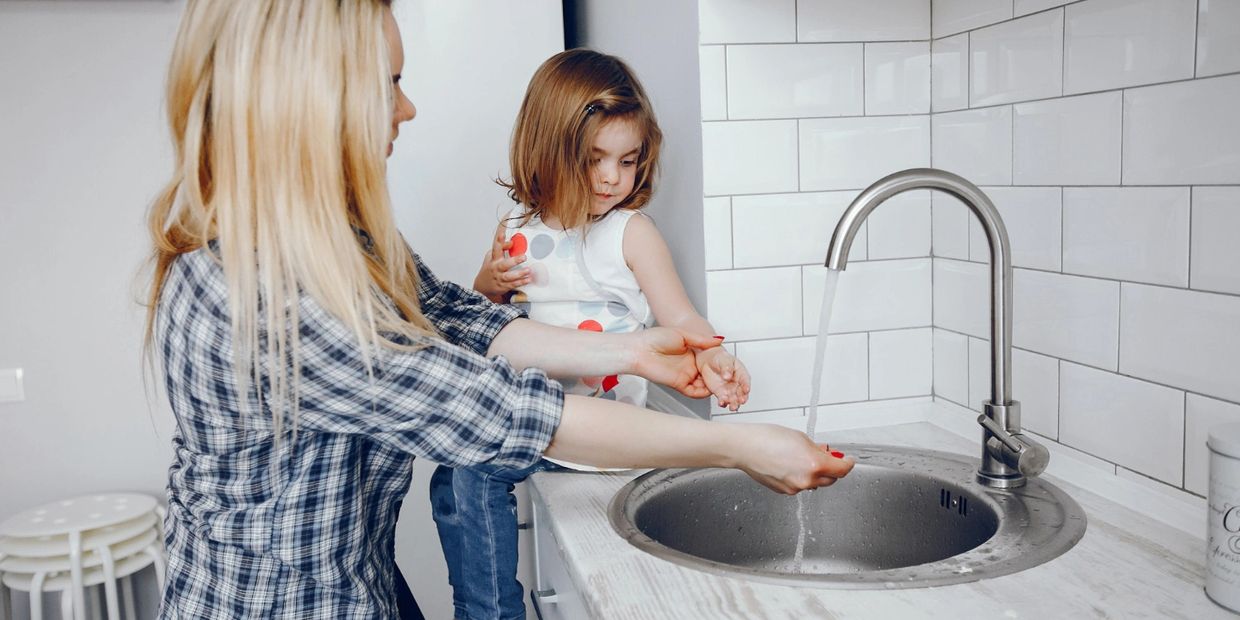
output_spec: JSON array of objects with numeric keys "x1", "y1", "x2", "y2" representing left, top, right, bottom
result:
[
  {"x1": 577, "y1": 320, "x2": 603, "y2": 332},
  {"x1": 602, "y1": 375, "x2": 620, "y2": 392},
  {"x1": 508, "y1": 233, "x2": 528, "y2": 257}
]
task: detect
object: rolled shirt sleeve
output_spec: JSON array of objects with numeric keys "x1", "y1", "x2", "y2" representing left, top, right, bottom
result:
[{"x1": 289, "y1": 281, "x2": 562, "y2": 469}]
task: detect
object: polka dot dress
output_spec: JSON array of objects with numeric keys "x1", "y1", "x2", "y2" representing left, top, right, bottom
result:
[{"x1": 503, "y1": 206, "x2": 653, "y2": 412}]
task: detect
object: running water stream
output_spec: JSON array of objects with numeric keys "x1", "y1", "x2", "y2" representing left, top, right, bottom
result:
[{"x1": 793, "y1": 268, "x2": 842, "y2": 569}]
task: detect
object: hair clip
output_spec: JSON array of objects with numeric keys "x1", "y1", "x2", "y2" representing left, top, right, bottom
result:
[{"x1": 585, "y1": 103, "x2": 598, "y2": 115}]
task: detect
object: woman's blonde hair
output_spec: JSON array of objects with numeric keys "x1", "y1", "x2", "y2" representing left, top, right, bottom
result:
[
  {"x1": 145, "y1": 0, "x2": 435, "y2": 434},
  {"x1": 501, "y1": 49, "x2": 662, "y2": 231}
]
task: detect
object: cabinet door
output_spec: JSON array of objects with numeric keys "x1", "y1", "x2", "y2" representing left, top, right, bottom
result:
[{"x1": 529, "y1": 484, "x2": 590, "y2": 620}]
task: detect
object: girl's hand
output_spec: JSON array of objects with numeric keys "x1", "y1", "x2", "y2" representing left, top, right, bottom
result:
[
  {"x1": 728, "y1": 425, "x2": 854, "y2": 494},
  {"x1": 473, "y1": 228, "x2": 531, "y2": 303},
  {"x1": 695, "y1": 346, "x2": 750, "y2": 412},
  {"x1": 631, "y1": 327, "x2": 723, "y2": 399}
]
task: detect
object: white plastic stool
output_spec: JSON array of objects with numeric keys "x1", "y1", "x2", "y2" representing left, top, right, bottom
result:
[
  {"x1": 0, "y1": 494, "x2": 162, "y2": 620},
  {"x1": 1, "y1": 549, "x2": 163, "y2": 620}
]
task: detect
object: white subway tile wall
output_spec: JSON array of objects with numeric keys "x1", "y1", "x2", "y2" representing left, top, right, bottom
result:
[
  {"x1": 966, "y1": 186, "x2": 1062, "y2": 270},
  {"x1": 933, "y1": 0, "x2": 1014, "y2": 38},
  {"x1": 1190, "y1": 187, "x2": 1240, "y2": 295},
  {"x1": 699, "y1": 0, "x2": 796, "y2": 44},
  {"x1": 933, "y1": 328, "x2": 969, "y2": 405},
  {"x1": 698, "y1": 45, "x2": 727, "y2": 121},
  {"x1": 1012, "y1": 92, "x2": 1121, "y2": 186},
  {"x1": 730, "y1": 191, "x2": 867, "y2": 267},
  {"x1": 870, "y1": 328, "x2": 934, "y2": 399},
  {"x1": 1059, "y1": 362, "x2": 1185, "y2": 485},
  {"x1": 931, "y1": 33, "x2": 970, "y2": 112},
  {"x1": 1061, "y1": 187, "x2": 1190, "y2": 287},
  {"x1": 702, "y1": 120, "x2": 798, "y2": 195},
  {"x1": 803, "y1": 260, "x2": 933, "y2": 334},
  {"x1": 931, "y1": 107, "x2": 1013, "y2": 185},
  {"x1": 726, "y1": 44, "x2": 863, "y2": 119},
  {"x1": 1185, "y1": 395, "x2": 1240, "y2": 496},
  {"x1": 865, "y1": 191, "x2": 932, "y2": 260},
  {"x1": 864, "y1": 42, "x2": 932, "y2": 115},
  {"x1": 797, "y1": 0, "x2": 931, "y2": 42},
  {"x1": 1012, "y1": 269, "x2": 1120, "y2": 370},
  {"x1": 918, "y1": 0, "x2": 1240, "y2": 504},
  {"x1": 1197, "y1": 0, "x2": 1240, "y2": 77},
  {"x1": 1062, "y1": 0, "x2": 1197, "y2": 94},
  {"x1": 969, "y1": 9, "x2": 1064, "y2": 107},
  {"x1": 1119, "y1": 284, "x2": 1240, "y2": 404},
  {"x1": 800, "y1": 115, "x2": 931, "y2": 190},
  {"x1": 1122, "y1": 75, "x2": 1240, "y2": 185},
  {"x1": 698, "y1": 1, "x2": 1239, "y2": 506},
  {"x1": 703, "y1": 197, "x2": 732, "y2": 270}
]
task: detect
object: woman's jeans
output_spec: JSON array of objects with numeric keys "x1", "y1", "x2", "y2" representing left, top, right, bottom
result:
[{"x1": 430, "y1": 460, "x2": 559, "y2": 620}]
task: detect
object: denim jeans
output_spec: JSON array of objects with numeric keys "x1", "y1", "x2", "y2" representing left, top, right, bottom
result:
[{"x1": 430, "y1": 460, "x2": 559, "y2": 620}]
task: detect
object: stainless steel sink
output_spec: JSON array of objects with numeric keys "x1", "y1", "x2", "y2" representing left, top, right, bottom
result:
[{"x1": 609, "y1": 444, "x2": 1087, "y2": 589}]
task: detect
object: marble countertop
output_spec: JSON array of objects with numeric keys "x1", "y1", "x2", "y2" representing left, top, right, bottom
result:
[{"x1": 529, "y1": 422, "x2": 1234, "y2": 619}]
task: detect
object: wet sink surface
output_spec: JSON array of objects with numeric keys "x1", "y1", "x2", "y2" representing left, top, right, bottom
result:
[{"x1": 609, "y1": 444, "x2": 1087, "y2": 589}]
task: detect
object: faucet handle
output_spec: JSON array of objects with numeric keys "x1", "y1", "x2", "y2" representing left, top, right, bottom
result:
[{"x1": 977, "y1": 413, "x2": 1050, "y2": 478}]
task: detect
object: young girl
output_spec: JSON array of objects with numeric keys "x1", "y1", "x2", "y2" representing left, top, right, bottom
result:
[{"x1": 431, "y1": 49, "x2": 751, "y2": 620}]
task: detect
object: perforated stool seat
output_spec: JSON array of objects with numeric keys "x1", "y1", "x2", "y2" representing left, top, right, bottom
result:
[{"x1": 0, "y1": 494, "x2": 164, "y2": 620}]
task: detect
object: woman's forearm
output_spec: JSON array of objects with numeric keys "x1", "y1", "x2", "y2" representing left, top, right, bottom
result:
[
  {"x1": 543, "y1": 396, "x2": 856, "y2": 494},
  {"x1": 542, "y1": 395, "x2": 739, "y2": 468},
  {"x1": 487, "y1": 318, "x2": 635, "y2": 379}
]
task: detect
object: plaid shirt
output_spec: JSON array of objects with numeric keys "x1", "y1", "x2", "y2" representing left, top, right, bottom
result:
[{"x1": 155, "y1": 248, "x2": 563, "y2": 618}]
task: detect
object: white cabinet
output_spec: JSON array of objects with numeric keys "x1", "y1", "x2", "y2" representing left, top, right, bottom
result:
[{"x1": 528, "y1": 483, "x2": 590, "y2": 620}]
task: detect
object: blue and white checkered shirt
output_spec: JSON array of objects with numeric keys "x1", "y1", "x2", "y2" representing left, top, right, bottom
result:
[{"x1": 155, "y1": 247, "x2": 563, "y2": 618}]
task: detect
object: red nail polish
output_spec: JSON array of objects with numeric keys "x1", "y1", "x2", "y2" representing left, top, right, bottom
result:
[
  {"x1": 713, "y1": 335, "x2": 725, "y2": 340},
  {"x1": 830, "y1": 451, "x2": 845, "y2": 458}
]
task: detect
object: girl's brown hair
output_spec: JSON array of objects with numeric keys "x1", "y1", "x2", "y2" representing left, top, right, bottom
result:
[{"x1": 501, "y1": 49, "x2": 662, "y2": 230}]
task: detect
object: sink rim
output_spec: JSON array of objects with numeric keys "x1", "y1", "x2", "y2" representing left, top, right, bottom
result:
[{"x1": 608, "y1": 443, "x2": 1088, "y2": 590}]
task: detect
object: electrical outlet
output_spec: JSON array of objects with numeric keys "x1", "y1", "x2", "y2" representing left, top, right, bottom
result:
[{"x1": 0, "y1": 368, "x2": 24, "y2": 403}]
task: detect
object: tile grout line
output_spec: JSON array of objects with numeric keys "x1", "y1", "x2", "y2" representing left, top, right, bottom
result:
[
  {"x1": 1183, "y1": 391, "x2": 1189, "y2": 489},
  {"x1": 934, "y1": 323, "x2": 1240, "y2": 410},
  {"x1": 700, "y1": 69, "x2": 1240, "y2": 125},
  {"x1": 1194, "y1": 0, "x2": 1201, "y2": 78},
  {"x1": 928, "y1": 256, "x2": 1240, "y2": 299}
]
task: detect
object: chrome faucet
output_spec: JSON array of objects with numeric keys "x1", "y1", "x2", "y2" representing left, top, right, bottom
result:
[{"x1": 825, "y1": 168, "x2": 1050, "y2": 489}]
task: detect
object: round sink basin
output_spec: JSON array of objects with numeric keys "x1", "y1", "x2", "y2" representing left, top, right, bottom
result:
[{"x1": 609, "y1": 444, "x2": 1086, "y2": 589}]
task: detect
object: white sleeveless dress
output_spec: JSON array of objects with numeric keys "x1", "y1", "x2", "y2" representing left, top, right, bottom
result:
[{"x1": 503, "y1": 206, "x2": 653, "y2": 408}]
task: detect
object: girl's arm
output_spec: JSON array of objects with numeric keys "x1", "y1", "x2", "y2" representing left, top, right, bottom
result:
[
  {"x1": 473, "y1": 222, "x2": 531, "y2": 303},
  {"x1": 623, "y1": 213, "x2": 750, "y2": 410},
  {"x1": 487, "y1": 318, "x2": 718, "y2": 399}
]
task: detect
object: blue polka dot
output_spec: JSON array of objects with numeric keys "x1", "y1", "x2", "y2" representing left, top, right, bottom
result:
[
  {"x1": 600, "y1": 391, "x2": 617, "y2": 401},
  {"x1": 530, "y1": 234, "x2": 555, "y2": 259},
  {"x1": 578, "y1": 301, "x2": 604, "y2": 316}
]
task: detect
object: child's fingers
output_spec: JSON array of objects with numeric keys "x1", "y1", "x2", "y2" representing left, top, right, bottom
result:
[
  {"x1": 501, "y1": 268, "x2": 531, "y2": 284},
  {"x1": 500, "y1": 255, "x2": 526, "y2": 271},
  {"x1": 491, "y1": 230, "x2": 506, "y2": 260}
]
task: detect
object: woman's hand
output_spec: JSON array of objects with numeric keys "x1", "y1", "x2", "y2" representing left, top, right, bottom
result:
[
  {"x1": 727, "y1": 424, "x2": 855, "y2": 494},
  {"x1": 694, "y1": 346, "x2": 750, "y2": 412},
  {"x1": 473, "y1": 227, "x2": 531, "y2": 303},
  {"x1": 630, "y1": 327, "x2": 723, "y2": 399}
]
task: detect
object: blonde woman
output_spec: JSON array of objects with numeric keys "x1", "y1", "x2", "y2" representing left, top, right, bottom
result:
[{"x1": 147, "y1": 1, "x2": 854, "y2": 617}]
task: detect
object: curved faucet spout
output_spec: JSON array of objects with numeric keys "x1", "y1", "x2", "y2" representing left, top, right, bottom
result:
[{"x1": 824, "y1": 168, "x2": 1048, "y2": 488}]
